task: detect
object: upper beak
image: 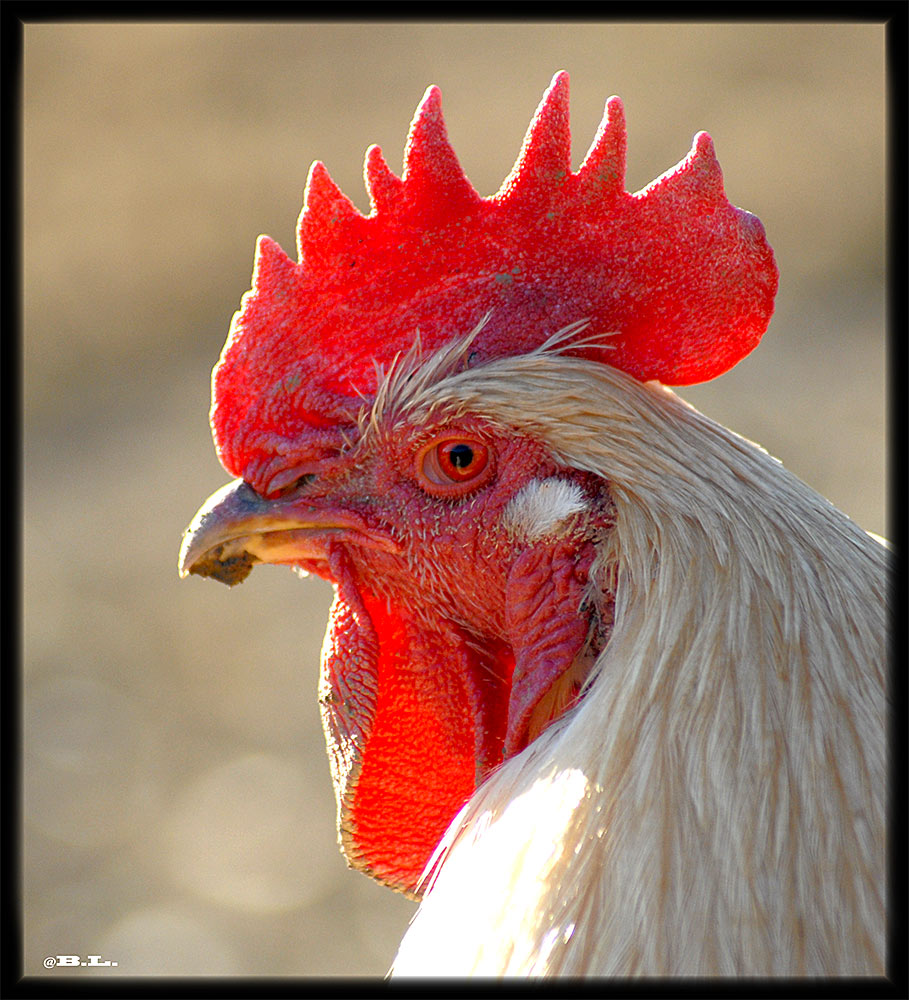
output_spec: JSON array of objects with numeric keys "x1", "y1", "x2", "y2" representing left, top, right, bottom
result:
[{"x1": 178, "y1": 478, "x2": 392, "y2": 586}]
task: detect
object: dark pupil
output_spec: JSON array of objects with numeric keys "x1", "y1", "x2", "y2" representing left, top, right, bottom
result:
[{"x1": 448, "y1": 444, "x2": 474, "y2": 469}]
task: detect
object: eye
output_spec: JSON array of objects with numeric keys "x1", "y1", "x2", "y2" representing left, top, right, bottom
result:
[
  {"x1": 416, "y1": 437, "x2": 494, "y2": 497},
  {"x1": 435, "y1": 442, "x2": 488, "y2": 481}
]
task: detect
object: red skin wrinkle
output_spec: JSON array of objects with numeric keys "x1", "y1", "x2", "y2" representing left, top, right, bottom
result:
[
  {"x1": 504, "y1": 539, "x2": 596, "y2": 757},
  {"x1": 318, "y1": 546, "x2": 379, "y2": 801}
]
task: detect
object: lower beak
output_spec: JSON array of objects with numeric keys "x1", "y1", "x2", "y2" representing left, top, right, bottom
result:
[{"x1": 178, "y1": 479, "x2": 388, "y2": 586}]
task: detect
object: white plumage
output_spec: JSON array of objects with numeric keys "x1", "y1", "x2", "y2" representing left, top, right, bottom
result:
[{"x1": 392, "y1": 348, "x2": 887, "y2": 976}]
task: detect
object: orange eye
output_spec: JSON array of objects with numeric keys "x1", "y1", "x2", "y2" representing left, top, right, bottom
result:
[{"x1": 417, "y1": 438, "x2": 494, "y2": 496}]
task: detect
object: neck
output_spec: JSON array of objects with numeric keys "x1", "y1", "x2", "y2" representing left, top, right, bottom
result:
[{"x1": 392, "y1": 355, "x2": 887, "y2": 976}]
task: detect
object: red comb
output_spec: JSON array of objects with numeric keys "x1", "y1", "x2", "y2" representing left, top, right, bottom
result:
[{"x1": 212, "y1": 71, "x2": 777, "y2": 484}]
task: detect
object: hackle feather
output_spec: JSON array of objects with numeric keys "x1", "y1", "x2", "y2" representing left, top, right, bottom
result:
[{"x1": 392, "y1": 351, "x2": 887, "y2": 976}]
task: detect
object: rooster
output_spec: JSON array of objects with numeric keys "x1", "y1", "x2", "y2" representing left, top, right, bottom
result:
[{"x1": 179, "y1": 73, "x2": 887, "y2": 976}]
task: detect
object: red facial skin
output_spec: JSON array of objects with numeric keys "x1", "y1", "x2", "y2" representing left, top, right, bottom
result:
[{"x1": 195, "y1": 414, "x2": 615, "y2": 894}]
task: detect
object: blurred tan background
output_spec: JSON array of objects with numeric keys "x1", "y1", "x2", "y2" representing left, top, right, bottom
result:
[{"x1": 23, "y1": 22, "x2": 886, "y2": 978}]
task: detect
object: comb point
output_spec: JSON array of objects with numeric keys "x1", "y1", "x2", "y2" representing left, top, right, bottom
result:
[
  {"x1": 403, "y1": 84, "x2": 478, "y2": 215},
  {"x1": 690, "y1": 132, "x2": 725, "y2": 198},
  {"x1": 365, "y1": 144, "x2": 404, "y2": 216},
  {"x1": 497, "y1": 70, "x2": 572, "y2": 206},
  {"x1": 577, "y1": 94, "x2": 627, "y2": 204},
  {"x1": 636, "y1": 128, "x2": 725, "y2": 209},
  {"x1": 252, "y1": 235, "x2": 295, "y2": 289},
  {"x1": 298, "y1": 161, "x2": 364, "y2": 261}
]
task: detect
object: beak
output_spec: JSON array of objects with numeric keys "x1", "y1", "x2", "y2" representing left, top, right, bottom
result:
[{"x1": 178, "y1": 479, "x2": 393, "y2": 586}]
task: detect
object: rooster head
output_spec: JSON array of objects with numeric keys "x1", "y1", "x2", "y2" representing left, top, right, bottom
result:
[{"x1": 179, "y1": 72, "x2": 777, "y2": 894}]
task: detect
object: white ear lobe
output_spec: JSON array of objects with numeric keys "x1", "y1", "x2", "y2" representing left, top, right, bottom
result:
[{"x1": 501, "y1": 478, "x2": 589, "y2": 543}]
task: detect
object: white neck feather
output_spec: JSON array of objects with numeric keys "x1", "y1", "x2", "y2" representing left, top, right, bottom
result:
[{"x1": 392, "y1": 354, "x2": 888, "y2": 976}]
